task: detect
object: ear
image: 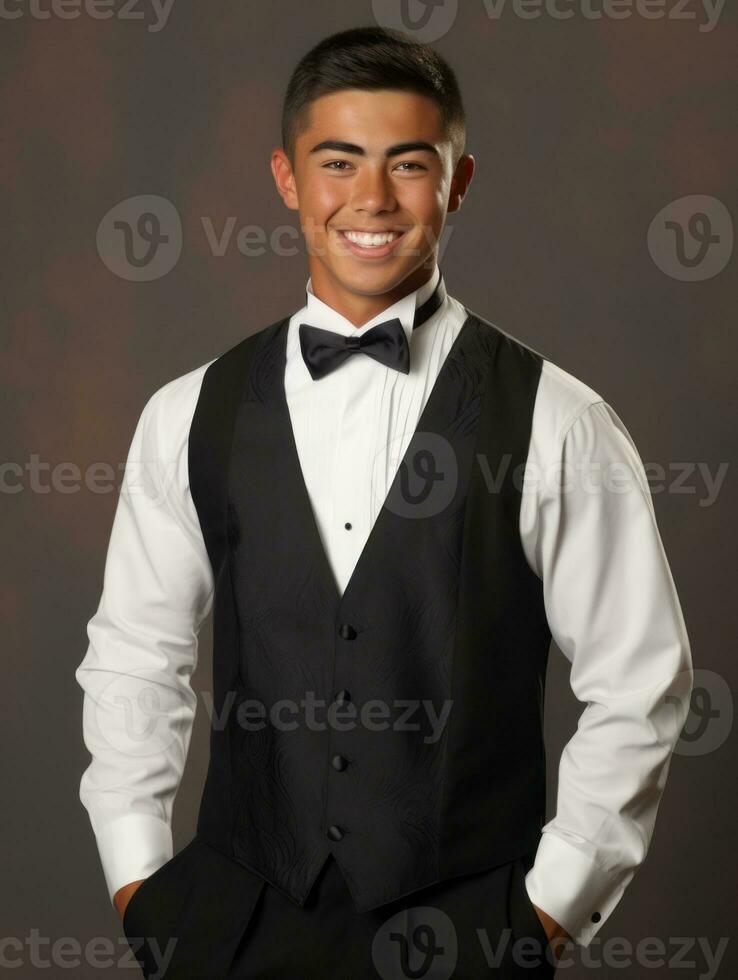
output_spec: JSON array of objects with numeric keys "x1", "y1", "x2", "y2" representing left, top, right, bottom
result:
[
  {"x1": 271, "y1": 148, "x2": 300, "y2": 211},
  {"x1": 447, "y1": 153, "x2": 475, "y2": 214}
]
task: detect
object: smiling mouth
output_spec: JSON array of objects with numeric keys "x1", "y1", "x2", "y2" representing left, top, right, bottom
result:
[{"x1": 336, "y1": 229, "x2": 406, "y2": 248}]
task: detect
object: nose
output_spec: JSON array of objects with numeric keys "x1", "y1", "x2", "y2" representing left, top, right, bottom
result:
[{"x1": 349, "y1": 164, "x2": 398, "y2": 216}]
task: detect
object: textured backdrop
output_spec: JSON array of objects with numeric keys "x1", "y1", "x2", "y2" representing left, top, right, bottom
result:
[{"x1": 1, "y1": 2, "x2": 735, "y2": 976}]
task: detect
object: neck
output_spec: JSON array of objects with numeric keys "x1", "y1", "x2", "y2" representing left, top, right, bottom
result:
[{"x1": 308, "y1": 262, "x2": 437, "y2": 328}]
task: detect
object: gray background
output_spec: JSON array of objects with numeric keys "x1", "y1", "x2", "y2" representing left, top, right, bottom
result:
[{"x1": 1, "y1": 1, "x2": 735, "y2": 976}]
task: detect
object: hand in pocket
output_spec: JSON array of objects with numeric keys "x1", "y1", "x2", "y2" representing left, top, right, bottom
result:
[{"x1": 115, "y1": 878, "x2": 147, "y2": 922}]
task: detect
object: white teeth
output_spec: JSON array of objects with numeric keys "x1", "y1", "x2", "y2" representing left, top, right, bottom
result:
[{"x1": 342, "y1": 230, "x2": 400, "y2": 247}]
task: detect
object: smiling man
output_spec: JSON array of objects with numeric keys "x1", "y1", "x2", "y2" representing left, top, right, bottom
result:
[
  {"x1": 76, "y1": 25, "x2": 693, "y2": 980},
  {"x1": 272, "y1": 83, "x2": 471, "y2": 321}
]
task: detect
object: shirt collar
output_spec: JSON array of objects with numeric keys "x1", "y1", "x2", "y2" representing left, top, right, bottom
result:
[{"x1": 301, "y1": 263, "x2": 441, "y2": 343}]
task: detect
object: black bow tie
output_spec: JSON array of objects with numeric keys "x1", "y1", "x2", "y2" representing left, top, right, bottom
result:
[{"x1": 299, "y1": 273, "x2": 445, "y2": 381}]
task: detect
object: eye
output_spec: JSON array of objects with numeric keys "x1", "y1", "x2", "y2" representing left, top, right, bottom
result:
[
  {"x1": 322, "y1": 160, "x2": 353, "y2": 171},
  {"x1": 394, "y1": 161, "x2": 426, "y2": 172}
]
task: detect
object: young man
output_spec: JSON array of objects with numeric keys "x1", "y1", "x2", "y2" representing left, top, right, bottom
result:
[{"x1": 76, "y1": 26, "x2": 693, "y2": 980}]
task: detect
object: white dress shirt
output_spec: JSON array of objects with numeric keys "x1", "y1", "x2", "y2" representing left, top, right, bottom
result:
[{"x1": 76, "y1": 263, "x2": 693, "y2": 948}]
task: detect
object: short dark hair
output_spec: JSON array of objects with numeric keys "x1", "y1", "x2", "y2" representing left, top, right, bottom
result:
[{"x1": 281, "y1": 26, "x2": 466, "y2": 167}]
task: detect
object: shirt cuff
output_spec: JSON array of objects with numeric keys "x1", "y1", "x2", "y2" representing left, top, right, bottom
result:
[
  {"x1": 92, "y1": 813, "x2": 174, "y2": 905},
  {"x1": 524, "y1": 831, "x2": 631, "y2": 948}
]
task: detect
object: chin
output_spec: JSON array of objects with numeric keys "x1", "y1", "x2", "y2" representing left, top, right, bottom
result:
[{"x1": 337, "y1": 266, "x2": 407, "y2": 295}]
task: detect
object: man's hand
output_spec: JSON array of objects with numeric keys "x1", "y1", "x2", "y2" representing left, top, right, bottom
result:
[
  {"x1": 533, "y1": 902, "x2": 572, "y2": 963},
  {"x1": 114, "y1": 879, "x2": 147, "y2": 921}
]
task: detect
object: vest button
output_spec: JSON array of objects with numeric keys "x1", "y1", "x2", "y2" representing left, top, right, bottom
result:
[
  {"x1": 338, "y1": 623, "x2": 357, "y2": 640},
  {"x1": 331, "y1": 754, "x2": 348, "y2": 771},
  {"x1": 327, "y1": 824, "x2": 345, "y2": 841},
  {"x1": 335, "y1": 689, "x2": 351, "y2": 704}
]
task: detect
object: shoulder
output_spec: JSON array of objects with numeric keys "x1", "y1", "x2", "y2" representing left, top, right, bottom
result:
[
  {"x1": 532, "y1": 359, "x2": 644, "y2": 478},
  {"x1": 459, "y1": 306, "x2": 607, "y2": 447},
  {"x1": 147, "y1": 357, "x2": 216, "y2": 411},
  {"x1": 144, "y1": 357, "x2": 217, "y2": 436},
  {"x1": 535, "y1": 359, "x2": 606, "y2": 449},
  {"x1": 133, "y1": 357, "x2": 218, "y2": 469},
  {"x1": 139, "y1": 316, "x2": 288, "y2": 454},
  {"x1": 459, "y1": 308, "x2": 629, "y2": 474}
]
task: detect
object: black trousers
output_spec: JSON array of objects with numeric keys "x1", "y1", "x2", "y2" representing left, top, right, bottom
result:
[{"x1": 123, "y1": 838, "x2": 556, "y2": 979}]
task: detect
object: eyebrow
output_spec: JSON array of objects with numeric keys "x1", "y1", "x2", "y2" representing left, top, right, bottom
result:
[{"x1": 309, "y1": 139, "x2": 440, "y2": 159}]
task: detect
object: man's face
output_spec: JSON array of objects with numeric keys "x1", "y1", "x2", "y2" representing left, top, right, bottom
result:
[{"x1": 272, "y1": 88, "x2": 473, "y2": 306}]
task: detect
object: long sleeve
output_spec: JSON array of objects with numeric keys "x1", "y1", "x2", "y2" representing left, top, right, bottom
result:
[
  {"x1": 520, "y1": 392, "x2": 693, "y2": 948},
  {"x1": 75, "y1": 370, "x2": 214, "y2": 905}
]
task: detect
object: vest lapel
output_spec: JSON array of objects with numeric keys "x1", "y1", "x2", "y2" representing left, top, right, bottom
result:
[{"x1": 255, "y1": 310, "x2": 478, "y2": 609}]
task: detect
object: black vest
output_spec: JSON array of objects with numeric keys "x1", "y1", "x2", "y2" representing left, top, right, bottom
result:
[{"x1": 188, "y1": 307, "x2": 552, "y2": 912}]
